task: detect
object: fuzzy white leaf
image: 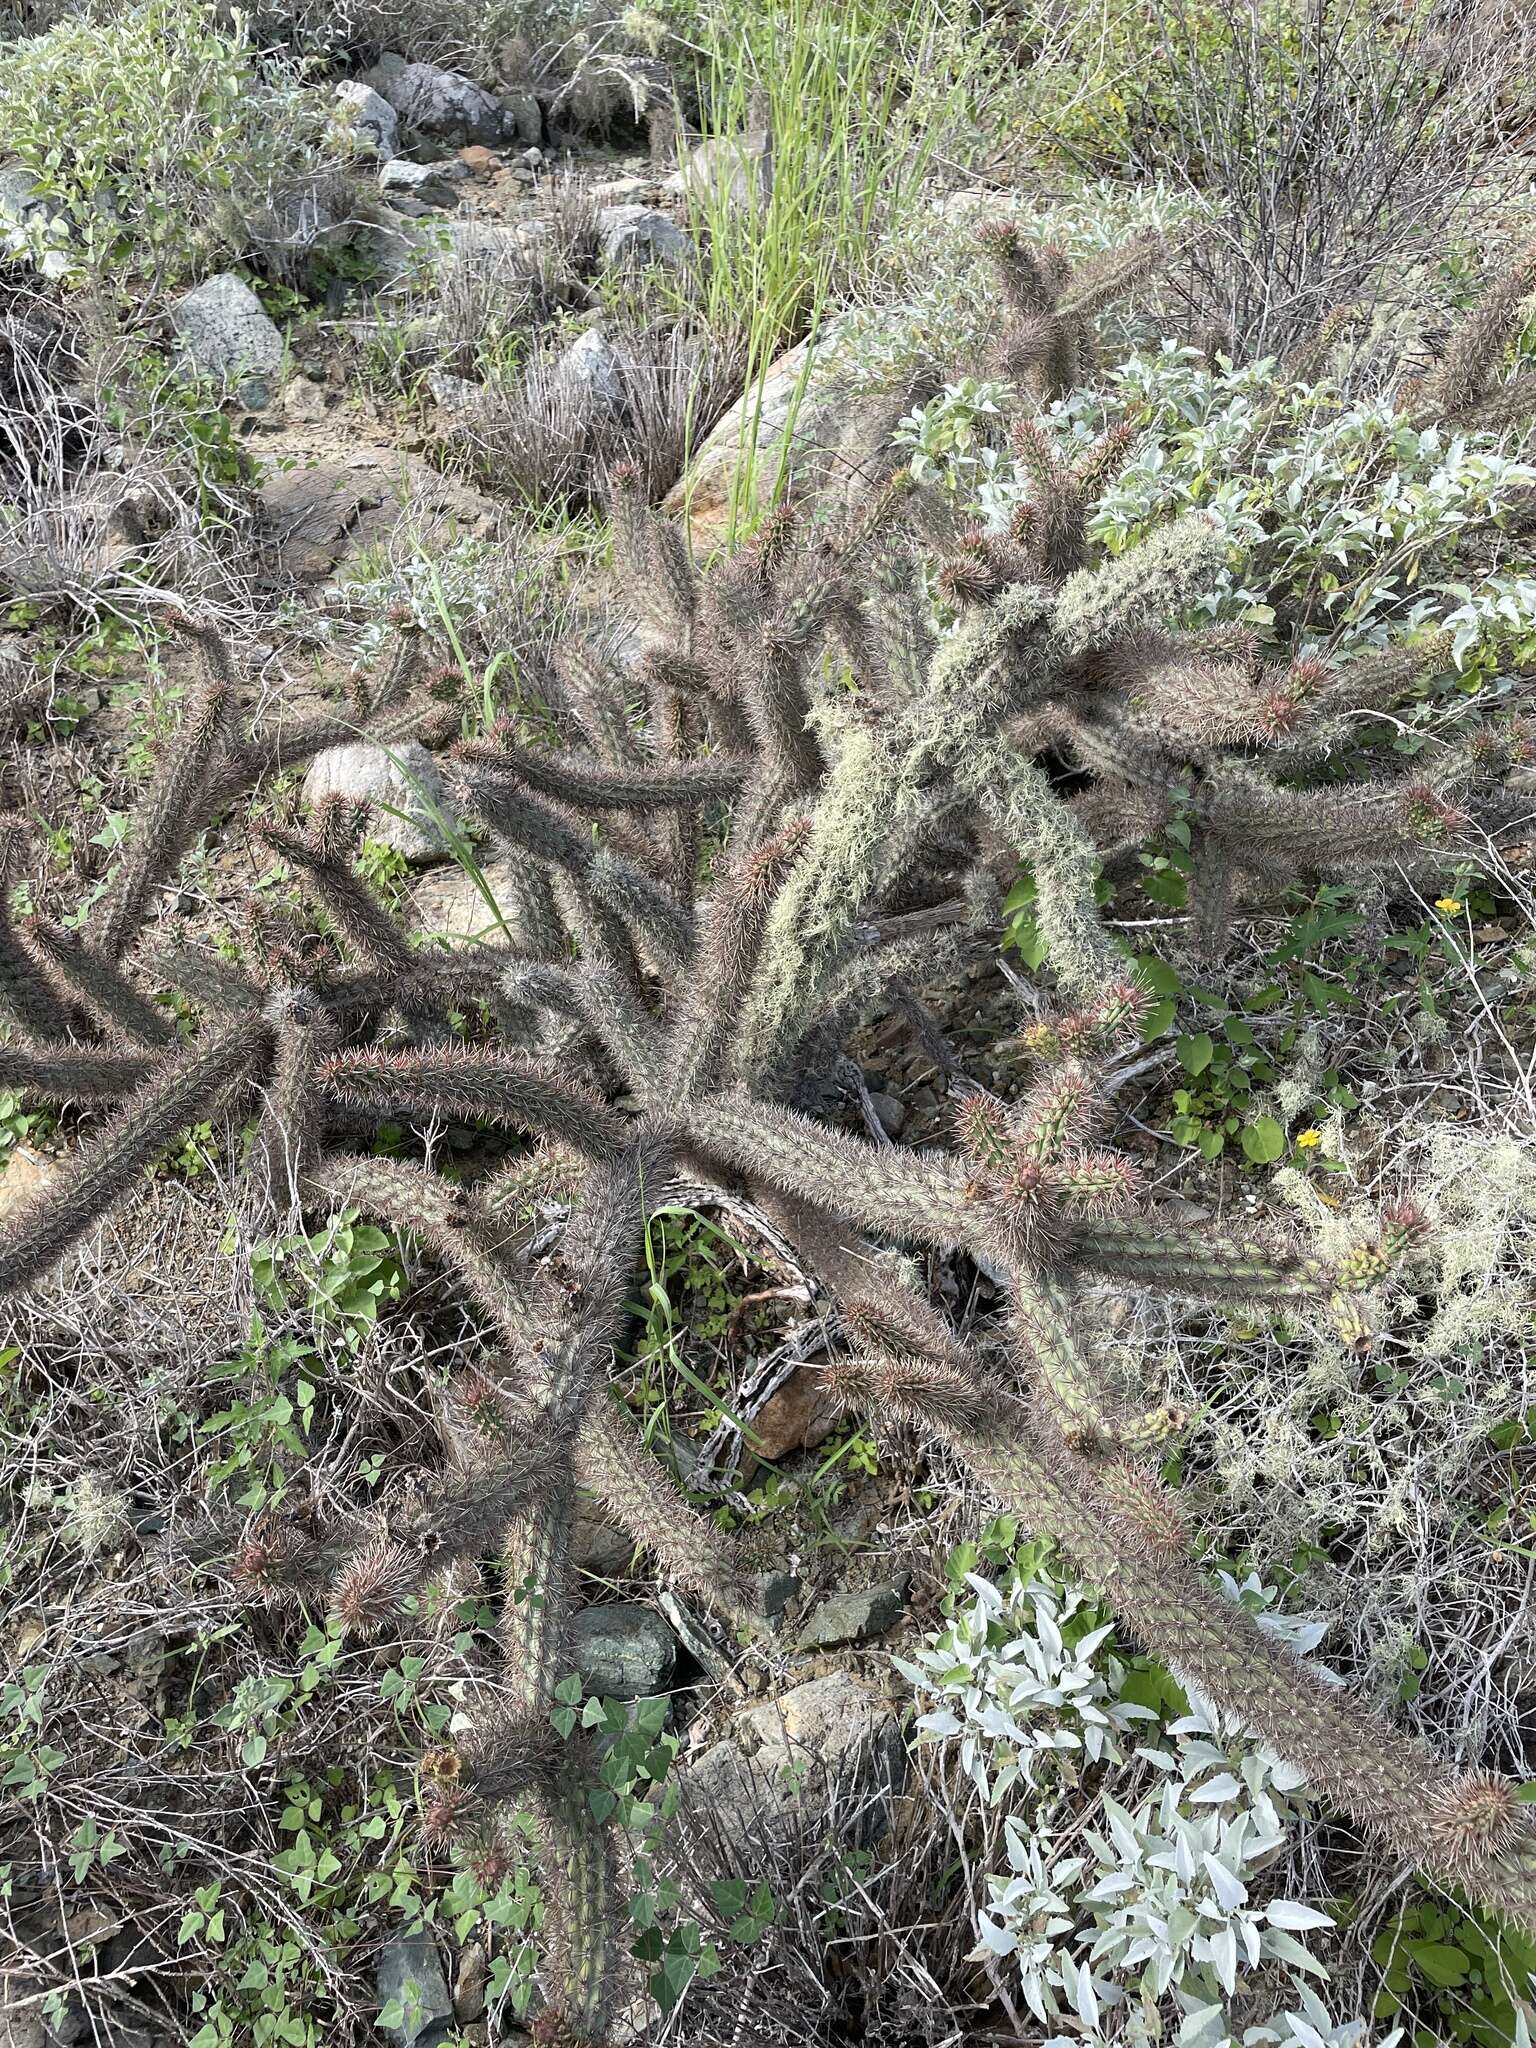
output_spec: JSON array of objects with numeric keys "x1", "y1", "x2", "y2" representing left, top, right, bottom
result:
[
  {"x1": 1188, "y1": 1772, "x2": 1243, "y2": 1803},
  {"x1": 1263, "y1": 1900, "x2": 1333, "y2": 1932}
]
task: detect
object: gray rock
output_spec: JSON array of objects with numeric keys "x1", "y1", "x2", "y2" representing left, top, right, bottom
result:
[
  {"x1": 570, "y1": 1602, "x2": 676, "y2": 1699},
  {"x1": 359, "y1": 50, "x2": 410, "y2": 99},
  {"x1": 868, "y1": 1090, "x2": 906, "y2": 1137},
  {"x1": 596, "y1": 203, "x2": 691, "y2": 270},
  {"x1": 376, "y1": 1931, "x2": 454, "y2": 2047},
  {"x1": 168, "y1": 274, "x2": 283, "y2": 408},
  {"x1": 425, "y1": 367, "x2": 484, "y2": 413},
  {"x1": 410, "y1": 857, "x2": 544, "y2": 941},
  {"x1": 736, "y1": 1672, "x2": 895, "y2": 1771},
  {"x1": 664, "y1": 128, "x2": 770, "y2": 211},
  {"x1": 663, "y1": 306, "x2": 912, "y2": 545},
  {"x1": 379, "y1": 158, "x2": 460, "y2": 211},
  {"x1": 452, "y1": 1937, "x2": 489, "y2": 2024},
  {"x1": 334, "y1": 79, "x2": 398, "y2": 159},
  {"x1": 794, "y1": 1580, "x2": 907, "y2": 1652},
  {"x1": 673, "y1": 1739, "x2": 777, "y2": 1833},
  {"x1": 589, "y1": 174, "x2": 657, "y2": 207},
  {"x1": 499, "y1": 91, "x2": 542, "y2": 147},
  {"x1": 281, "y1": 372, "x2": 328, "y2": 422},
  {"x1": 571, "y1": 1506, "x2": 636, "y2": 1579},
  {"x1": 302, "y1": 740, "x2": 456, "y2": 862},
  {"x1": 549, "y1": 325, "x2": 624, "y2": 409},
  {"x1": 352, "y1": 218, "x2": 441, "y2": 291},
  {"x1": 0, "y1": 166, "x2": 70, "y2": 279},
  {"x1": 449, "y1": 217, "x2": 551, "y2": 267},
  {"x1": 754, "y1": 1570, "x2": 800, "y2": 1626},
  {"x1": 378, "y1": 59, "x2": 506, "y2": 148},
  {"x1": 0, "y1": 1969, "x2": 46, "y2": 2046},
  {"x1": 260, "y1": 442, "x2": 496, "y2": 583}
]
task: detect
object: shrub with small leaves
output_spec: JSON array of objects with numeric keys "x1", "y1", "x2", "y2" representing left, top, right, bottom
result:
[{"x1": 907, "y1": 1567, "x2": 1400, "y2": 2046}]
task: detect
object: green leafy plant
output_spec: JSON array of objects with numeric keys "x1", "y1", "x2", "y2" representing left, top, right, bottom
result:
[{"x1": 0, "y1": 0, "x2": 334, "y2": 292}]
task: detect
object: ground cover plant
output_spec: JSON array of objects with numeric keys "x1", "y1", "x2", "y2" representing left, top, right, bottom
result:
[{"x1": 2, "y1": 0, "x2": 1536, "y2": 2043}]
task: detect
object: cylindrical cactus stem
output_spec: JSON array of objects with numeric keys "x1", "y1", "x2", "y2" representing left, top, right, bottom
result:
[
  {"x1": 318, "y1": 1045, "x2": 628, "y2": 1163},
  {"x1": 1067, "y1": 1217, "x2": 1333, "y2": 1302},
  {"x1": 575, "y1": 1393, "x2": 757, "y2": 1625},
  {"x1": 96, "y1": 669, "x2": 236, "y2": 961},
  {"x1": 21, "y1": 917, "x2": 176, "y2": 1047},
  {"x1": 499, "y1": 1480, "x2": 626, "y2": 2042},
  {"x1": 502, "y1": 1487, "x2": 574, "y2": 1720},
  {"x1": 0, "y1": 1016, "x2": 269, "y2": 1295},
  {"x1": 0, "y1": 818, "x2": 73, "y2": 1041},
  {"x1": 682, "y1": 1093, "x2": 977, "y2": 1253},
  {"x1": 256, "y1": 815, "x2": 417, "y2": 983},
  {"x1": 1011, "y1": 1272, "x2": 1126, "y2": 1451},
  {"x1": 0, "y1": 1045, "x2": 153, "y2": 1101},
  {"x1": 454, "y1": 737, "x2": 749, "y2": 814},
  {"x1": 252, "y1": 989, "x2": 335, "y2": 1209},
  {"x1": 300, "y1": 1151, "x2": 535, "y2": 1350},
  {"x1": 666, "y1": 815, "x2": 810, "y2": 1098},
  {"x1": 946, "y1": 1396, "x2": 1536, "y2": 1925},
  {"x1": 529, "y1": 1753, "x2": 626, "y2": 2046}
]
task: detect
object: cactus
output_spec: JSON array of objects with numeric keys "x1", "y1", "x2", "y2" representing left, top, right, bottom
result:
[
  {"x1": 952, "y1": 230, "x2": 1536, "y2": 956},
  {"x1": 4, "y1": 405, "x2": 1536, "y2": 2040}
]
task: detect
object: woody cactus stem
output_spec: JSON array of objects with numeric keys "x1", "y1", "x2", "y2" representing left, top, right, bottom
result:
[
  {"x1": 961, "y1": 1404, "x2": 1536, "y2": 1913},
  {"x1": 0, "y1": 1018, "x2": 268, "y2": 1294},
  {"x1": 503, "y1": 1491, "x2": 626, "y2": 2045}
]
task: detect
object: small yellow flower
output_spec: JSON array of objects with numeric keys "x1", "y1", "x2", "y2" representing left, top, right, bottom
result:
[
  {"x1": 1435, "y1": 897, "x2": 1463, "y2": 914},
  {"x1": 1295, "y1": 1128, "x2": 1322, "y2": 1149}
]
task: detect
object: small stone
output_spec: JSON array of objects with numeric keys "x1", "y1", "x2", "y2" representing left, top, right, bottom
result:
[
  {"x1": 168, "y1": 274, "x2": 283, "y2": 407},
  {"x1": 589, "y1": 174, "x2": 654, "y2": 206},
  {"x1": 380, "y1": 158, "x2": 460, "y2": 210},
  {"x1": 596, "y1": 203, "x2": 692, "y2": 270},
  {"x1": 570, "y1": 1603, "x2": 676, "y2": 1700},
  {"x1": 737, "y1": 1672, "x2": 895, "y2": 1769},
  {"x1": 663, "y1": 128, "x2": 770, "y2": 210},
  {"x1": 0, "y1": 166, "x2": 71, "y2": 279},
  {"x1": 368, "y1": 58, "x2": 506, "y2": 148},
  {"x1": 520, "y1": 145, "x2": 544, "y2": 167},
  {"x1": 753, "y1": 1570, "x2": 800, "y2": 1626},
  {"x1": 662, "y1": 305, "x2": 910, "y2": 545},
  {"x1": 0, "y1": 1974, "x2": 46, "y2": 2047},
  {"x1": 453, "y1": 1938, "x2": 488, "y2": 2023},
  {"x1": 748, "y1": 1366, "x2": 841, "y2": 1461},
  {"x1": 497, "y1": 91, "x2": 542, "y2": 147},
  {"x1": 333, "y1": 79, "x2": 399, "y2": 160},
  {"x1": 449, "y1": 217, "x2": 552, "y2": 266},
  {"x1": 376, "y1": 1931, "x2": 453, "y2": 2046},
  {"x1": 571, "y1": 1507, "x2": 636, "y2": 1579},
  {"x1": 302, "y1": 740, "x2": 457, "y2": 863},
  {"x1": 794, "y1": 1580, "x2": 907, "y2": 1652},
  {"x1": 426, "y1": 368, "x2": 484, "y2": 413},
  {"x1": 672, "y1": 1741, "x2": 775, "y2": 1832},
  {"x1": 410, "y1": 859, "x2": 540, "y2": 941},
  {"x1": 281, "y1": 374, "x2": 328, "y2": 422},
  {"x1": 549, "y1": 325, "x2": 624, "y2": 410},
  {"x1": 380, "y1": 193, "x2": 438, "y2": 221},
  {"x1": 868, "y1": 1090, "x2": 906, "y2": 1137}
]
